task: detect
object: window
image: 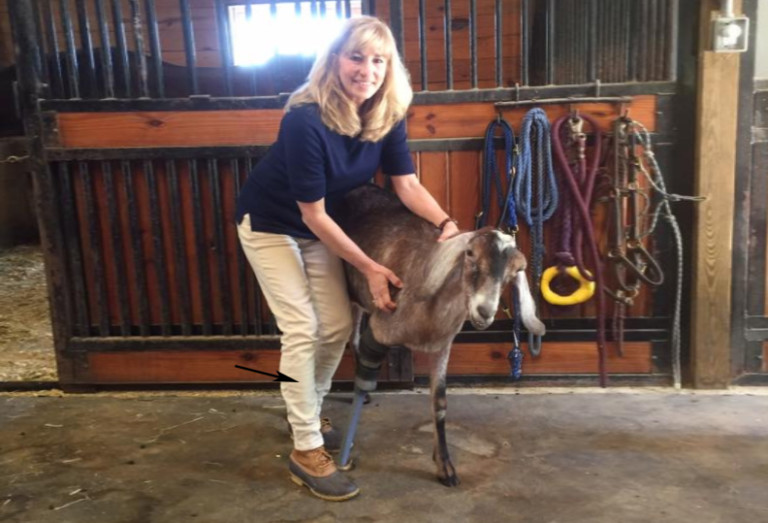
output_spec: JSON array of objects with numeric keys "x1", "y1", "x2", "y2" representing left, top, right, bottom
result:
[{"x1": 227, "y1": 1, "x2": 363, "y2": 66}]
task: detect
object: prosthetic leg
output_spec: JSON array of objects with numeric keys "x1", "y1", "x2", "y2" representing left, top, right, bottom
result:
[{"x1": 338, "y1": 326, "x2": 390, "y2": 469}]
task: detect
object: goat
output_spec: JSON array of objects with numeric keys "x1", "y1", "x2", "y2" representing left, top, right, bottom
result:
[{"x1": 337, "y1": 184, "x2": 545, "y2": 486}]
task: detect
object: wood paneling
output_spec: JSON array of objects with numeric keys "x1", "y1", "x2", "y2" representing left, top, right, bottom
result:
[
  {"x1": 87, "y1": 349, "x2": 356, "y2": 383},
  {"x1": 54, "y1": 98, "x2": 655, "y2": 149},
  {"x1": 407, "y1": 97, "x2": 657, "y2": 140},
  {"x1": 86, "y1": 341, "x2": 651, "y2": 383},
  {"x1": 412, "y1": 342, "x2": 653, "y2": 376},
  {"x1": 56, "y1": 110, "x2": 283, "y2": 148}
]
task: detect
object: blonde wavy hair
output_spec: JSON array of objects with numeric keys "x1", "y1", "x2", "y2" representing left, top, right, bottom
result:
[{"x1": 285, "y1": 16, "x2": 413, "y2": 142}]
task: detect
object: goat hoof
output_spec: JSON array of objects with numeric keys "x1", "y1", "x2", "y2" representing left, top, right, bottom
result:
[{"x1": 438, "y1": 474, "x2": 460, "y2": 487}]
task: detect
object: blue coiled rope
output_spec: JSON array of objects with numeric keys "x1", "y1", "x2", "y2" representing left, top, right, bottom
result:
[
  {"x1": 479, "y1": 116, "x2": 523, "y2": 379},
  {"x1": 515, "y1": 108, "x2": 559, "y2": 357}
]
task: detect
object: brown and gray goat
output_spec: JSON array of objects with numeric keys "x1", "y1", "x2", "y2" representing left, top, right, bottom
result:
[{"x1": 338, "y1": 184, "x2": 545, "y2": 486}]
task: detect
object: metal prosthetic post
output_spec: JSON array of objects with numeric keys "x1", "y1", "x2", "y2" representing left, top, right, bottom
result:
[{"x1": 338, "y1": 326, "x2": 389, "y2": 470}]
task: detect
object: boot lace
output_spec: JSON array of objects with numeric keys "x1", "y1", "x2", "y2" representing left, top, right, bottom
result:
[{"x1": 312, "y1": 447, "x2": 335, "y2": 471}]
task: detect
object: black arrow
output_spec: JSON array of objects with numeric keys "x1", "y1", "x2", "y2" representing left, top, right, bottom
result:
[{"x1": 234, "y1": 365, "x2": 298, "y2": 382}]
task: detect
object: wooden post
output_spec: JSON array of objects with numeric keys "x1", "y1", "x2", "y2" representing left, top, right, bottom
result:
[{"x1": 691, "y1": 0, "x2": 742, "y2": 388}]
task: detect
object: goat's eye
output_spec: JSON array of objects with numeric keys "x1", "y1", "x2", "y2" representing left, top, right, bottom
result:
[{"x1": 466, "y1": 249, "x2": 474, "y2": 258}]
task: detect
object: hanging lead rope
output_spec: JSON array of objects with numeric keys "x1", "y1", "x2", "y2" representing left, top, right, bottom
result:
[
  {"x1": 515, "y1": 108, "x2": 559, "y2": 358},
  {"x1": 626, "y1": 119, "x2": 704, "y2": 389},
  {"x1": 551, "y1": 113, "x2": 608, "y2": 387},
  {"x1": 479, "y1": 116, "x2": 523, "y2": 379}
]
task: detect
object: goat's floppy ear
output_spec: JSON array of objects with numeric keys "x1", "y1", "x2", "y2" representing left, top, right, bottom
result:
[{"x1": 514, "y1": 270, "x2": 546, "y2": 336}]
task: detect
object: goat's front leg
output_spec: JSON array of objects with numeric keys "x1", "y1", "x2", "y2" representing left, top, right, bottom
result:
[{"x1": 429, "y1": 346, "x2": 459, "y2": 486}]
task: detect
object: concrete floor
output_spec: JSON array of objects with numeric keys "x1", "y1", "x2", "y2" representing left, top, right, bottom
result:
[{"x1": 1, "y1": 388, "x2": 767, "y2": 523}]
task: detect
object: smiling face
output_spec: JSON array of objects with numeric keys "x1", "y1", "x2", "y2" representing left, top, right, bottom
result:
[{"x1": 337, "y1": 48, "x2": 388, "y2": 107}]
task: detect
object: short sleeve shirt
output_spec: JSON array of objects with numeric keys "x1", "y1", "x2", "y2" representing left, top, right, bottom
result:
[{"x1": 235, "y1": 103, "x2": 415, "y2": 239}]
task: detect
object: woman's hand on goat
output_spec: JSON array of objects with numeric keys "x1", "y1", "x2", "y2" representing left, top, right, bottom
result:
[
  {"x1": 364, "y1": 264, "x2": 402, "y2": 312},
  {"x1": 437, "y1": 220, "x2": 460, "y2": 242}
]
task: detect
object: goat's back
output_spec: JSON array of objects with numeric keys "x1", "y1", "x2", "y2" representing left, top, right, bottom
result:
[{"x1": 338, "y1": 184, "x2": 441, "y2": 306}]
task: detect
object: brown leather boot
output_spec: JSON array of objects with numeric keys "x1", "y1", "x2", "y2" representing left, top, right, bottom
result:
[{"x1": 289, "y1": 446, "x2": 359, "y2": 501}]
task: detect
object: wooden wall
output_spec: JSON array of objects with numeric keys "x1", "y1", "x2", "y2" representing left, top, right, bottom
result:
[{"x1": 1, "y1": 0, "x2": 684, "y2": 385}]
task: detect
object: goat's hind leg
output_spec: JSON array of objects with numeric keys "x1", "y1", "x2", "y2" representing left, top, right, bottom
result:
[{"x1": 429, "y1": 345, "x2": 459, "y2": 486}]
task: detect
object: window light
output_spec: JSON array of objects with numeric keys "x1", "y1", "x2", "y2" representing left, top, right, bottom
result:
[{"x1": 228, "y1": 1, "x2": 362, "y2": 67}]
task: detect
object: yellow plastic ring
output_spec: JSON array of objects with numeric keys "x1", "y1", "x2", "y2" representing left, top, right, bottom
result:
[{"x1": 541, "y1": 265, "x2": 595, "y2": 306}]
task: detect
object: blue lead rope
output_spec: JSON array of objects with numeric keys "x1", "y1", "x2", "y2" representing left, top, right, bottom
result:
[
  {"x1": 515, "y1": 108, "x2": 559, "y2": 358},
  {"x1": 480, "y1": 116, "x2": 522, "y2": 379}
]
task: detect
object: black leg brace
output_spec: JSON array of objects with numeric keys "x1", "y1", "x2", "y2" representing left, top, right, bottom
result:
[{"x1": 354, "y1": 326, "x2": 390, "y2": 392}]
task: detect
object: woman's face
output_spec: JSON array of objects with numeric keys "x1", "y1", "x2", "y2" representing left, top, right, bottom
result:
[{"x1": 337, "y1": 47, "x2": 388, "y2": 107}]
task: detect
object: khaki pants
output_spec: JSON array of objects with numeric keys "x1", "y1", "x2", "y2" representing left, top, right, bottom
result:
[{"x1": 237, "y1": 215, "x2": 353, "y2": 451}]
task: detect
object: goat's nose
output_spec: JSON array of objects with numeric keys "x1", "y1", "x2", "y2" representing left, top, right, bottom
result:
[{"x1": 477, "y1": 305, "x2": 493, "y2": 320}]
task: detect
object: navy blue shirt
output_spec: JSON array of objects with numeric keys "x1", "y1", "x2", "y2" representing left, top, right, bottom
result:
[{"x1": 236, "y1": 103, "x2": 415, "y2": 239}]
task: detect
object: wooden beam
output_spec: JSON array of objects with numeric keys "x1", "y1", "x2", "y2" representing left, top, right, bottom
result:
[
  {"x1": 413, "y1": 342, "x2": 652, "y2": 376},
  {"x1": 691, "y1": 0, "x2": 742, "y2": 388}
]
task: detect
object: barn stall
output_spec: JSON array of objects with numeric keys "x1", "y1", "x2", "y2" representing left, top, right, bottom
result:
[{"x1": 0, "y1": 0, "x2": 764, "y2": 392}]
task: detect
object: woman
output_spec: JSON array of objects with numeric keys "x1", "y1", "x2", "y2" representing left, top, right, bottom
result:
[{"x1": 236, "y1": 16, "x2": 459, "y2": 501}]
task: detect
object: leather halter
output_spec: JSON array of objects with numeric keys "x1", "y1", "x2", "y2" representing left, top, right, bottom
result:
[{"x1": 604, "y1": 116, "x2": 665, "y2": 357}]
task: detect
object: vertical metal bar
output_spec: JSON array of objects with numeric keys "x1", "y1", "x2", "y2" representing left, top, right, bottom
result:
[
  {"x1": 623, "y1": 0, "x2": 632, "y2": 81},
  {"x1": 232, "y1": 159, "x2": 251, "y2": 335},
  {"x1": 123, "y1": 160, "x2": 151, "y2": 336},
  {"x1": 209, "y1": 159, "x2": 233, "y2": 335},
  {"x1": 93, "y1": 0, "x2": 115, "y2": 98},
  {"x1": 469, "y1": 0, "x2": 477, "y2": 88},
  {"x1": 74, "y1": 0, "x2": 97, "y2": 98},
  {"x1": 58, "y1": 162, "x2": 90, "y2": 335},
  {"x1": 42, "y1": 0, "x2": 64, "y2": 97},
  {"x1": 587, "y1": 0, "x2": 597, "y2": 82},
  {"x1": 336, "y1": 0, "x2": 342, "y2": 18},
  {"x1": 344, "y1": 0, "x2": 351, "y2": 17},
  {"x1": 319, "y1": 0, "x2": 326, "y2": 17},
  {"x1": 608, "y1": 0, "x2": 617, "y2": 82},
  {"x1": 656, "y1": 0, "x2": 668, "y2": 81},
  {"x1": 144, "y1": 0, "x2": 165, "y2": 98},
  {"x1": 101, "y1": 161, "x2": 131, "y2": 335},
  {"x1": 628, "y1": 0, "x2": 639, "y2": 81},
  {"x1": 247, "y1": 2, "x2": 257, "y2": 94},
  {"x1": 648, "y1": 0, "x2": 658, "y2": 81},
  {"x1": 110, "y1": 0, "x2": 131, "y2": 97},
  {"x1": 561, "y1": 0, "x2": 570, "y2": 84},
  {"x1": 30, "y1": 0, "x2": 50, "y2": 96},
  {"x1": 546, "y1": 0, "x2": 555, "y2": 85},
  {"x1": 667, "y1": 0, "x2": 678, "y2": 82},
  {"x1": 520, "y1": 0, "x2": 528, "y2": 86},
  {"x1": 495, "y1": 0, "x2": 503, "y2": 87},
  {"x1": 443, "y1": 0, "x2": 452, "y2": 89},
  {"x1": 59, "y1": 0, "x2": 81, "y2": 98},
  {"x1": 79, "y1": 162, "x2": 110, "y2": 336},
  {"x1": 216, "y1": 0, "x2": 234, "y2": 96},
  {"x1": 166, "y1": 160, "x2": 193, "y2": 336},
  {"x1": 179, "y1": 0, "x2": 199, "y2": 95},
  {"x1": 144, "y1": 160, "x2": 172, "y2": 335},
  {"x1": 189, "y1": 160, "x2": 213, "y2": 335},
  {"x1": 418, "y1": 0, "x2": 427, "y2": 90},
  {"x1": 129, "y1": 0, "x2": 149, "y2": 98},
  {"x1": 311, "y1": 0, "x2": 318, "y2": 17},
  {"x1": 639, "y1": 0, "x2": 649, "y2": 81},
  {"x1": 389, "y1": 0, "x2": 405, "y2": 59},
  {"x1": 580, "y1": 0, "x2": 588, "y2": 83},
  {"x1": 361, "y1": 0, "x2": 373, "y2": 16}
]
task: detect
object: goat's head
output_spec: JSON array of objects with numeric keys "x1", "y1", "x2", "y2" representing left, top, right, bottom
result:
[{"x1": 462, "y1": 229, "x2": 546, "y2": 336}]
